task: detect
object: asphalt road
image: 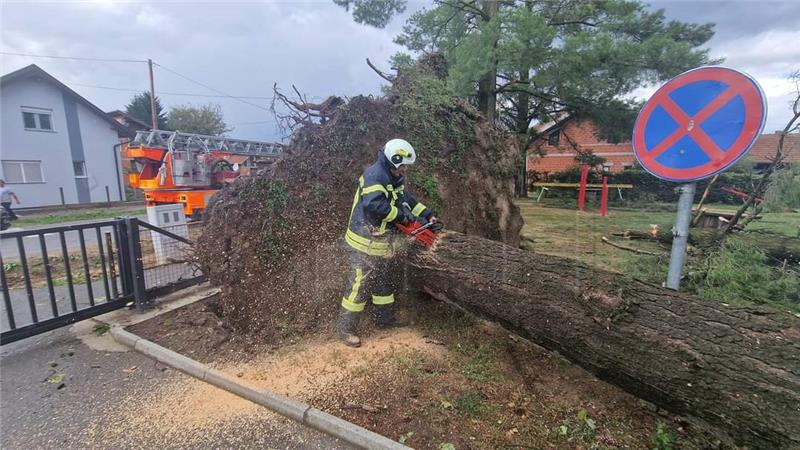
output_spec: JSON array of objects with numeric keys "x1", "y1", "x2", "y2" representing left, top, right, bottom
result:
[
  {"x1": 0, "y1": 215, "x2": 147, "y2": 262},
  {"x1": 1, "y1": 306, "x2": 352, "y2": 449},
  {"x1": 1, "y1": 264, "x2": 198, "y2": 334}
]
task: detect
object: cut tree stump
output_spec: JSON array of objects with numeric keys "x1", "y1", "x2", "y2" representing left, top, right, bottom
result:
[{"x1": 409, "y1": 232, "x2": 800, "y2": 449}]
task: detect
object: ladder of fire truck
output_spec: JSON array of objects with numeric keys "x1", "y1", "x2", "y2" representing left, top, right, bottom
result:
[{"x1": 131, "y1": 129, "x2": 284, "y2": 157}]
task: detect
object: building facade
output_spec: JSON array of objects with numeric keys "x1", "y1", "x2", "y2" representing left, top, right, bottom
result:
[
  {"x1": 0, "y1": 65, "x2": 130, "y2": 207},
  {"x1": 528, "y1": 116, "x2": 799, "y2": 176}
]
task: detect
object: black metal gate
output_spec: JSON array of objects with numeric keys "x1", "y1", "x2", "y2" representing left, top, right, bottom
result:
[{"x1": 0, "y1": 217, "x2": 205, "y2": 345}]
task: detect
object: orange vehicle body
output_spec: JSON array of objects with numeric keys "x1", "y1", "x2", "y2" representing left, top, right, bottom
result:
[{"x1": 125, "y1": 145, "x2": 238, "y2": 217}]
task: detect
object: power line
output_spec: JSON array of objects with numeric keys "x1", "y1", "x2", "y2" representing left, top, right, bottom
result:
[
  {"x1": 70, "y1": 81, "x2": 274, "y2": 100},
  {"x1": 154, "y1": 62, "x2": 270, "y2": 112},
  {"x1": 0, "y1": 51, "x2": 147, "y2": 64}
]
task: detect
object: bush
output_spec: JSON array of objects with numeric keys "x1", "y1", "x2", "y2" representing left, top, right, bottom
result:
[
  {"x1": 687, "y1": 238, "x2": 800, "y2": 312},
  {"x1": 763, "y1": 165, "x2": 800, "y2": 212}
]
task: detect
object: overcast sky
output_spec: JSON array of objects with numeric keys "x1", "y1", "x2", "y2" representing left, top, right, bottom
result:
[{"x1": 1, "y1": 0, "x2": 798, "y2": 142}]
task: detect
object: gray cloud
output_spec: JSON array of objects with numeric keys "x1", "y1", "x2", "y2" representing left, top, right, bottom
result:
[{"x1": 2, "y1": 0, "x2": 798, "y2": 141}]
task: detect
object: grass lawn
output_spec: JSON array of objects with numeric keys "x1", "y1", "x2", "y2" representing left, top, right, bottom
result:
[
  {"x1": 517, "y1": 198, "x2": 799, "y2": 276},
  {"x1": 13, "y1": 206, "x2": 146, "y2": 227}
]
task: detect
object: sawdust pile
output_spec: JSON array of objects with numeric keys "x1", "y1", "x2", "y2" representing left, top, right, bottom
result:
[{"x1": 196, "y1": 55, "x2": 523, "y2": 341}]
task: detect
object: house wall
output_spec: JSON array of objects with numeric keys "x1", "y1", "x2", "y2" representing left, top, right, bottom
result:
[
  {"x1": 0, "y1": 77, "x2": 123, "y2": 207},
  {"x1": 527, "y1": 118, "x2": 800, "y2": 176},
  {"x1": 527, "y1": 119, "x2": 635, "y2": 175}
]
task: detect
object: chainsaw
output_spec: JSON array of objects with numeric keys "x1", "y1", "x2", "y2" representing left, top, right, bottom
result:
[{"x1": 395, "y1": 203, "x2": 443, "y2": 246}]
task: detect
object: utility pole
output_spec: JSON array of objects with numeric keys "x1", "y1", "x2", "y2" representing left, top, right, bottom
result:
[{"x1": 148, "y1": 59, "x2": 158, "y2": 130}]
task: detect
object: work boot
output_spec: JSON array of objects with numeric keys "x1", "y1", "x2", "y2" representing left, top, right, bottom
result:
[
  {"x1": 374, "y1": 304, "x2": 407, "y2": 329},
  {"x1": 336, "y1": 308, "x2": 361, "y2": 348}
]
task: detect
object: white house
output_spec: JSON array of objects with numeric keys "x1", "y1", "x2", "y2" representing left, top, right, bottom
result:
[{"x1": 0, "y1": 64, "x2": 131, "y2": 207}]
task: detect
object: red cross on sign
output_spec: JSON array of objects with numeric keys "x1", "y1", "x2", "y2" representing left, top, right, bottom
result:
[{"x1": 632, "y1": 66, "x2": 767, "y2": 182}]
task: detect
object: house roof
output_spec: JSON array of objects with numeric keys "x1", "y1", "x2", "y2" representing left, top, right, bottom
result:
[
  {"x1": 1, "y1": 64, "x2": 133, "y2": 137},
  {"x1": 107, "y1": 109, "x2": 151, "y2": 136},
  {"x1": 747, "y1": 132, "x2": 800, "y2": 164}
]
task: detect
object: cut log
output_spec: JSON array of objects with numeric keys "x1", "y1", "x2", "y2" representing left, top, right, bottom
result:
[
  {"x1": 620, "y1": 227, "x2": 800, "y2": 262},
  {"x1": 409, "y1": 232, "x2": 800, "y2": 449}
]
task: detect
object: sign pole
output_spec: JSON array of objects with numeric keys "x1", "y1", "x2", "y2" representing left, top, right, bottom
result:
[{"x1": 665, "y1": 182, "x2": 697, "y2": 290}]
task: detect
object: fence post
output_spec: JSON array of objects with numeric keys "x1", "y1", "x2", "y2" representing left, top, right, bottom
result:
[
  {"x1": 578, "y1": 164, "x2": 589, "y2": 211},
  {"x1": 116, "y1": 219, "x2": 133, "y2": 296},
  {"x1": 599, "y1": 176, "x2": 609, "y2": 217},
  {"x1": 125, "y1": 218, "x2": 148, "y2": 310}
]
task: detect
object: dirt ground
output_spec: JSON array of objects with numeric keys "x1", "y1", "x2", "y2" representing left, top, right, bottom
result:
[{"x1": 129, "y1": 294, "x2": 718, "y2": 450}]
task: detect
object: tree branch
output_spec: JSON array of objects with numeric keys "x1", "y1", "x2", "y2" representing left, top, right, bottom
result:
[{"x1": 365, "y1": 58, "x2": 395, "y2": 82}]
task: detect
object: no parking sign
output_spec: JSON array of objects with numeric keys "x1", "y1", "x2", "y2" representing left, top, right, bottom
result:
[
  {"x1": 632, "y1": 66, "x2": 767, "y2": 290},
  {"x1": 632, "y1": 66, "x2": 767, "y2": 182}
]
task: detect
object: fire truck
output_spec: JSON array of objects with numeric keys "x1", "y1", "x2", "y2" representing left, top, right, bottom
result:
[{"x1": 125, "y1": 130, "x2": 283, "y2": 217}]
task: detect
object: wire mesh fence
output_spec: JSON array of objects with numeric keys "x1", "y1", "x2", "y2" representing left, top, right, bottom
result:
[{"x1": 137, "y1": 221, "x2": 204, "y2": 292}]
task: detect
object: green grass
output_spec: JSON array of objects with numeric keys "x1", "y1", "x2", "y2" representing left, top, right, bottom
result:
[
  {"x1": 518, "y1": 198, "x2": 799, "y2": 276},
  {"x1": 14, "y1": 207, "x2": 145, "y2": 227}
]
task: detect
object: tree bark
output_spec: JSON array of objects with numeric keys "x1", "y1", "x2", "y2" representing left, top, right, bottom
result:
[
  {"x1": 408, "y1": 232, "x2": 800, "y2": 449},
  {"x1": 477, "y1": 0, "x2": 499, "y2": 122},
  {"x1": 620, "y1": 227, "x2": 800, "y2": 262},
  {"x1": 515, "y1": 67, "x2": 531, "y2": 198}
]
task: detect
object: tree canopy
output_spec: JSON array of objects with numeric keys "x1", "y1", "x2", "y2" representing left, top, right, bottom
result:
[
  {"x1": 125, "y1": 91, "x2": 168, "y2": 130},
  {"x1": 166, "y1": 103, "x2": 231, "y2": 136},
  {"x1": 336, "y1": 0, "x2": 717, "y2": 195}
]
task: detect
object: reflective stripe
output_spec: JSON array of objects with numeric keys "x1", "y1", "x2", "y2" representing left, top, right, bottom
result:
[
  {"x1": 411, "y1": 202, "x2": 427, "y2": 216},
  {"x1": 342, "y1": 267, "x2": 366, "y2": 312},
  {"x1": 345, "y1": 229, "x2": 389, "y2": 256},
  {"x1": 372, "y1": 294, "x2": 395, "y2": 305},
  {"x1": 361, "y1": 184, "x2": 388, "y2": 196},
  {"x1": 342, "y1": 296, "x2": 366, "y2": 312},
  {"x1": 384, "y1": 204, "x2": 398, "y2": 223}
]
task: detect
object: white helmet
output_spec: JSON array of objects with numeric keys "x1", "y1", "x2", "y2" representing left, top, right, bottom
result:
[{"x1": 383, "y1": 138, "x2": 416, "y2": 168}]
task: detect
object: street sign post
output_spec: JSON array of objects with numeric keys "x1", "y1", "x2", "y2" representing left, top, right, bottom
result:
[{"x1": 632, "y1": 66, "x2": 767, "y2": 290}]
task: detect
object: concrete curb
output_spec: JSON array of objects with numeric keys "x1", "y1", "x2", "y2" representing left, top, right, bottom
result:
[{"x1": 111, "y1": 326, "x2": 409, "y2": 450}]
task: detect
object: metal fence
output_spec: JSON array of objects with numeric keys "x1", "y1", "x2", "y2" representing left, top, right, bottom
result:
[{"x1": 0, "y1": 218, "x2": 205, "y2": 345}]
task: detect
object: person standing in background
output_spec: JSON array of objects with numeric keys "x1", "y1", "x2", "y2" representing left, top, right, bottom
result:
[{"x1": 0, "y1": 179, "x2": 21, "y2": 220}]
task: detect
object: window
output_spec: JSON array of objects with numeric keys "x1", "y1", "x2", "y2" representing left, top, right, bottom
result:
[
  {"x1": 548, "y1": 130, "x2": 560, "y2": 146},
  {"x1": 622, "y1": 163, "x2": 634, "y2": 171},
  {"x1": 21, "y1": 107, "x2": 54, "y2": 131},
  {"x1": 1, "y1": 160, "x2": 44, "y2": 183},
  {"x1": 73, "y1": 161, "x2": 87, "y2": 178}
]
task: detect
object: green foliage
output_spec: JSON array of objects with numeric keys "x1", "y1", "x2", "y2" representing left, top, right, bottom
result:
[
  {"x1": 454, "y1": 342, "x2": 501, "y2": 383},
  {"x1": 3, "y1": 262, "x2": 18, "y2": 272},
  {"x1": 167, "y1": 103, "x2": 231, "y2": 136},
  {"x1": 125, "y1": 91, "x2": 167, "y2": 129},
  {"x1": 245, "y1": 180, "x2": 290, "y2": 264},
  {"x1": 555, "y1": 408, "x2": 598, "y2": 443},
  {"x1": 332, "y1": 0, "x2": 406, "y2": 28},
  {"x1": 687, "y1": 238, "x2": 800, "y2": 312},
  {"x1": 454, "y1": 390, "x2": 487, "y2": 417},
  {"x1": 763, "y1": 165, "x2": 800, "y2": 212},
  {"x1": 651, "y1": 421, "x2": 675, "y2": 450},
  {"x1": 395, "y1": 72, "x2": 475, "y2": 162},
  {"x1": 92, "y1": 323, "x2": 110, "y2": 336},
  {"x1": 414, "y1": 173, "x2": 442, "y2": 213},
  {"x1": 398, "y1": 431, "x2": 414, "y2": 444},
  {"x1": 574, "y1": 149, "x2": 606, "y2": 168}
]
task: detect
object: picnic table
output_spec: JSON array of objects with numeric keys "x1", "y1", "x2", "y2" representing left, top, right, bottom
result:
[{"x1": 532, "y1": 182, "x2": 634, "y2": 202}]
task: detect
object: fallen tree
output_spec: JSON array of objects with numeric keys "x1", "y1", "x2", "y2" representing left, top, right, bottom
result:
[
  {"x1": 198, "y1": 57, "x2": 798, "y2": 448},
  {"x1": 409, "y1": 232, "x2": 800, "y2": 449},
  {"x1": 619, "y1": 226, "x2": 800, "y2": 262}
]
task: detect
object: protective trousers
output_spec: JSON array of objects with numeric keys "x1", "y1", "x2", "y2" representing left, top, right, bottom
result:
[{"x1": 340, "y1": 250, "x2": 395, "y2": 321}]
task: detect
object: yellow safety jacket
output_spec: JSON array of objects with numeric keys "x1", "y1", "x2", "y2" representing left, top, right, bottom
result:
[{"x1": 345, "y1": 152, "x2": 432, "y2": 256}]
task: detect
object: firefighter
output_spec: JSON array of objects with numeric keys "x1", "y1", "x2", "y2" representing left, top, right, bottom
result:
[{"x1": 338, "y1": 138, "x2": 437, "y2": 347}]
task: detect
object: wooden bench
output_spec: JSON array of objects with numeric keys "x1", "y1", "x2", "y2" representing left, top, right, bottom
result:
[{"x1": 532, "y1": 182, "x2": 634, "y2": 202}]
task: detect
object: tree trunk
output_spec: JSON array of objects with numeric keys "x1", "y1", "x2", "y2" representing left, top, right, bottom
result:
[
  {"x1": 477, "y1": 0, "x2": 498, "y2": 122},
  {"x1": 408, "y1": 232, "x2": 800, "y2": 449},
  {"x1": 515, "y1": 68, "x2": 531, "y2": 198},
  {"x1": 621, "y1": 227, "x2": 800, "y2": 262}
]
